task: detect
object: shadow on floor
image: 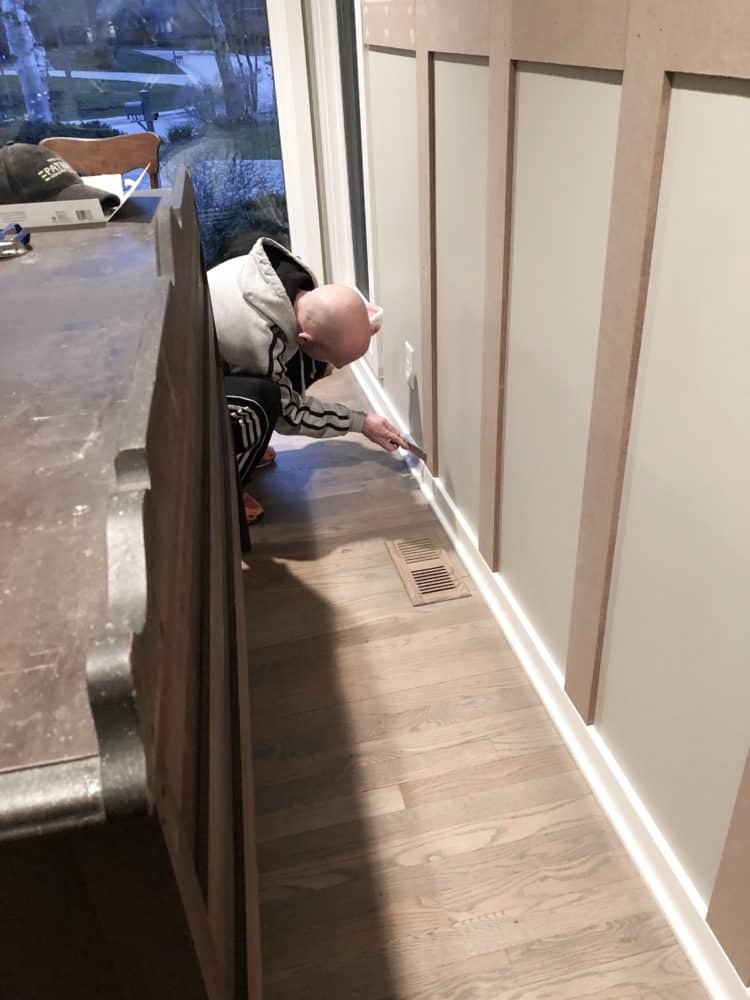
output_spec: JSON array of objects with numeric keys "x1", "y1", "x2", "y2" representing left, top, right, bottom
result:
[{"x1": 242, "y1": 439, "x2": 412, "y2": 999}]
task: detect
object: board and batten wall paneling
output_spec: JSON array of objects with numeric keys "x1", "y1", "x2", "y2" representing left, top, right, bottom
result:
[
  {"x1": 498, "y1": 64, "x2": 622, "y2": 670},
  {"x1": 434, "y1": 54, "x2": 489, "y2": 537},
  {"x1": 364, "y1": 47, "x2": 422, "y2": 432},
  {"x1": 596, "y1": 74, "x2": 750, "y2": 905}
]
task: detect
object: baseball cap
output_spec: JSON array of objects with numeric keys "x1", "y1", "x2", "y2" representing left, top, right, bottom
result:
[{"x1": 0, "y1": 143, "x2": 121, "y2": 209}]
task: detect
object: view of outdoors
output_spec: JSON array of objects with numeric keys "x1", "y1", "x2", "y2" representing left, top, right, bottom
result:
[{"x1": 0, "y1": 0, "x2": 289, "y2": 265}]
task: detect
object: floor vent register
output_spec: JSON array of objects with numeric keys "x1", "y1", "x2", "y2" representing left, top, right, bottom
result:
[{"x1": 386, "y1": 538, "x2": 470, "y2": 607}]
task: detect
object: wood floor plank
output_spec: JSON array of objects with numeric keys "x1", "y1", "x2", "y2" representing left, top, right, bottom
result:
[
  {"x1": 250, "y1": 611, "x2": 511, "y2": 678},
  {"x1": 645, "y1": 982, "x2": 709, "y2": 999},
  {"x1": 246, "y1": 370, "x2": 705, "y2": 1000},
  {"x1": 263, "y1": 878, "x2": 658, "y2": 995},
  {"x1": 249, "y1": 491, "x2": 435, "y2": 548},
  {"x1": 254, "y1": 733, "x2": 502, "y2": 813},
  {"x1": 401, "y1": 744, "x2": 577, "y2": 808},
  {"x1": 260, "y1": 814, "x2": 637, "y2": 954},
  {"x1": 254, "y1": 705, "x2": 559, "y2": 788},
  {"x1": 257, "y1": 773, "x2": 593, "y2": 886},
  {"x1": 256, "y1": 784, "x2": 405, "y2": 842},
  {"x1": 246, "y1": 574, "x2": 482, "y2": 650},
  {"x1": 498, "y1": 913, "x2": 697, "y2": 999},
  {"x1": 249, "y1": 617, "x2": 519, "y2": 717},
  {"x1": 252, "y1": 671, "x2": 538, "y2": 747},
  {"x1": 255, "y1": 673, "x2": 539, "y2": 758}
]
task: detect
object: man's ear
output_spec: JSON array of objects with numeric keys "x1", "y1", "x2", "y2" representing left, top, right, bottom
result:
[{"x1": 297, "y1": 330, "x2": 313, "y2": 348}]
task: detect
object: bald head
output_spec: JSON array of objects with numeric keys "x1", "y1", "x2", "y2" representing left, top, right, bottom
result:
[{"x1": 295, "y1": 284, "x2": 371, "y2": 368}]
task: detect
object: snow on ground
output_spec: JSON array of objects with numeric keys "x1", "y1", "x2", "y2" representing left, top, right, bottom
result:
[{"x1": 135, "y1": 48, "x2": 277, "y2": 112}]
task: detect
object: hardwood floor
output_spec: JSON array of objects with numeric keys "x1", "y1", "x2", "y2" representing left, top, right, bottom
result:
[{"x1": 244, "y1": 370, "x2": 707, "y2": 999}]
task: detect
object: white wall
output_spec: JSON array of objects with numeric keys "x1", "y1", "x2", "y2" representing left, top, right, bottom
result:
[
  {"x1": 596, "y1": 74, "x2": 750, "y2": 904},
  {"x1": 499, "y1": 64, "x2": 622, "y2": 668},
  {"x1": 365, "y1": 48, "x2": 422, "y2": 431},
  {"x1": 434, "y1": 55, "x2": 490, "y2": 537}
]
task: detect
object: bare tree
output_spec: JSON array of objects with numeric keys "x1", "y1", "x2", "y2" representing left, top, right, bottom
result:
[
  {"x1": 225, "y1": 4, "x2": 270, "y2": 117},
  {"x1": 1, "y1": 0, "x2": 51, "y2": 121},
  {"x1": 186, "y1": 0, "x2": 244, "y2": 119}
]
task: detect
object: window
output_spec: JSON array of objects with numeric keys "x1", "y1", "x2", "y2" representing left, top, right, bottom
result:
[{"x1": 0, "y1": 0, "x2": 288, "y2": 266}]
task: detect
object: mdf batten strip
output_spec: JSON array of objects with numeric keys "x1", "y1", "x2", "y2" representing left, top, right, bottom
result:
[
  {"x1": 362, "y1": 0, "x2": 416, "y2": 51},
  {"x1": 708, "y1": 753, "x2": 750, "y2": 985},
  {"x1": 643, "y1": 0, "x2": 750, "y2": 79},
  {"x1": 477, "y1": 0, "x2": 514, "y2": 569},
  {"x1": 564, "y1": 13, "x2": 672, "y2": 724},
  {"x1": 425, "y1": 0, "x2": 490, "y2": 57},
  {"x1": 511, "y1": 0, "x2": 628, "y2": 71},
  {"x1": 416, "y1": 3, "x2": 438, "y2": 471}
]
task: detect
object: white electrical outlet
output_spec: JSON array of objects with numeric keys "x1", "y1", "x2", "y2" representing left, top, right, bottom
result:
[{"x1": 404, "y1": 341, "x2": 415, "y2": 388}]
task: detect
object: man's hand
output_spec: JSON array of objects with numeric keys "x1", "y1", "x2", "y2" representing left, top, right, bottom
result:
[{"x1": 363, "y1": 412, "x2": 407, "y2": 452}]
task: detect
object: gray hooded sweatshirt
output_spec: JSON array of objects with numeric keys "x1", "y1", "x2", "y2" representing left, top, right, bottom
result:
[{"x1": 208, "y1": 237, "x2": 366, "y2": 437}]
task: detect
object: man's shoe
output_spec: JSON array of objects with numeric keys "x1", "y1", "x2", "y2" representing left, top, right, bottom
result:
[
  {"x1": 257, "y1": 446, "x2": 276, "y2": 470},
  {"x1": 243, "y1": 493, "x2": 265, "y2": 524}
]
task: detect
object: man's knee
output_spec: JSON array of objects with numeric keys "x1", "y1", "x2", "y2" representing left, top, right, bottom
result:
[
  {"x1": 225, "y1": 376, "x2": 281, "y2": 420},
  {"x1": 253, "y1": 378, "x2": 281, "y2": 418}
]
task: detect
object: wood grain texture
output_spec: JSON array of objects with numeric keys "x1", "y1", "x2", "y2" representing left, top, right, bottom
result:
[
  {"x1": 244, "y1": 369, "x2": 705, "y2": 999},
  {"x1": 40, "y1": 133, "x2": 161, "y2": 187}
]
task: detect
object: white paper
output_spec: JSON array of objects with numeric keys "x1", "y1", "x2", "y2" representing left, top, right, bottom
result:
[
  {"x1": 83, "y1": 173, "x2": 125, "y2": 201},
  {"x1": 107, "y1": 166, "x2": 150, "y2": 219},
  {"x1": 83, "y1": 166, "x2": 149, "y2": 219}
]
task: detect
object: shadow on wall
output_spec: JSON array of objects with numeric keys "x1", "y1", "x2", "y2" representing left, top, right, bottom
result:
[{"x1": 408, "y1": 378, "x2": 424, "y2": 452}]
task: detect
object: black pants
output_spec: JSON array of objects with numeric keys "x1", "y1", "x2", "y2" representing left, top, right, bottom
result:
[{"x1": 225, "y1": 375, "x2": 282, "y2": 489}]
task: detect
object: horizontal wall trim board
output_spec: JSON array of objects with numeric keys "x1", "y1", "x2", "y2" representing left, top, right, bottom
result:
[
  {"x1": 511, "y1": 0, "x2": 628, "y2": 71},
  {"x1": 352, "y1": 356, "x2": 750, "y2": 1000},
  {"x1": 363, "y1": 0, "x2": 416, "y2": 51}
]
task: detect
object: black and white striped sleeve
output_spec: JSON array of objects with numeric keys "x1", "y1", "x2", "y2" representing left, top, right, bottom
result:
[
  {"x1": 270, "y1": 336, "x2": 366, "y2": 438},
  {"x1": 275, "y1": 371, "x2": 366, "y2": 437}
]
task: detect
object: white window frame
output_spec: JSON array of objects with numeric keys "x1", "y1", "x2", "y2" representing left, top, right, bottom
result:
[
  {"x1": 269, "y1": 0, "x2": 381, "y2": 375},
  {"x1": 266, "y1": 0, "x2": 325, "y2": 281}
]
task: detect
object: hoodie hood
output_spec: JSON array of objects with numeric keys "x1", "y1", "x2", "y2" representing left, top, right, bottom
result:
[
  {"x1": 237, "y1": 237, "x2": 318, "y2": 337},
  {"x1": 207, "y1": 237, "x2": 319, "y2": 375}
]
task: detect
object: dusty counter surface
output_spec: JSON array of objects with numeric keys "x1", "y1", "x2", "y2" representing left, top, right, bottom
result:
[{"x1": 0, "y1": 192, "x2": 168, "y2": 836}]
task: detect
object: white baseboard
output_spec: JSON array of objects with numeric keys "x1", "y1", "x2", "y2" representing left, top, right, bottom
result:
[{"x1": 352, "y1": 358, "x2": 748, "y2": 1000}]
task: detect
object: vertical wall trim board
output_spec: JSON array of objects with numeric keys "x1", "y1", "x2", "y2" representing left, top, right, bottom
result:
[
  {"x1": 564, "y1": 25, "x2": 672, "y2": 723},
  {"x1": 478, "y1": 0, "x2": 514, "y2": 570},
  {"x1": 266, "y1": 0, "x2": 325, "y2": 279},
  {"x1": 417, "y1": 8, "x2": 438, "y2": 469}
]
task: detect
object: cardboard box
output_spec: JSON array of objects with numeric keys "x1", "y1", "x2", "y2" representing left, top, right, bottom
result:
[{"x1": 0, "y1": 197, "x2": 107, "y2": 230}]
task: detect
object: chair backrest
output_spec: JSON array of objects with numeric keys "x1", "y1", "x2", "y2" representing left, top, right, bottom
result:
[{"x1": 39, "y1": 133, "x2": 162, "y2": 189}]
